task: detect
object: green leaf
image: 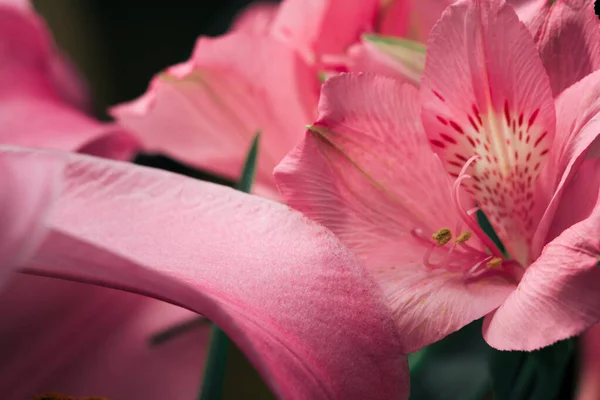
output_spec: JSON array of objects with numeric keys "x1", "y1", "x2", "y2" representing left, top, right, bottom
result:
[
  {"x1": 236, "y1": 133, "x2": 260, "y2": 193},
  {"x1": 476, "y1": 209, "x2": 506, "y2": 256},
  {"x1": 489, "y1": 339, "x2": 576, "y2": 400}
]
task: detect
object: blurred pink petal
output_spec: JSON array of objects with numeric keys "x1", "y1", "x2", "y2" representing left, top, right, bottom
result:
[
  {"x1": 346, "y1": 35, "x2": 426, "y2": 85},
  {"x1": 275, "y1": 73, "x2": 515, "y2": 352},
  {"x1": 231, "y1": 2, "x2": 278, "y2": 34},
  {"x1": 577, "y1": 323, "x2": 600, "y2": 400},
  {"x1": 270, "y1": 0, "x2": 380, "y2": 63},
  {"x1": 112, "y1": 31, "x2": 318, "y2": 195},
  {"x1": 0, "y1": 3, "x2": 138, "y2": 159},
  {"x1": 11, "y1": 147, "x2": 409, "y2": 399},
  {"x1": 0, "y1": 275, "x2": 208, "y2": 400},
  {"x1": 0, "y1": 149, "x2": 62, "y2": 284},
  {"x1": 535, "y1": 0, "x2": 600, "y2": 97}
]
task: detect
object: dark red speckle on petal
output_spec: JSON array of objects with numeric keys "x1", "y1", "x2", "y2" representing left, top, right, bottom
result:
[
  {"x1": 430, "y1": 139, "x2": 446, "y2": 148},
  {"x1": 433, "y1": 90, "x2": 445, "y2": 102}
]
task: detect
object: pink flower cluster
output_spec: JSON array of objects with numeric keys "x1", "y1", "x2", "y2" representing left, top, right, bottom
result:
[{"x1": 1, "y1": 0, "x2": 599, "y2": 399}]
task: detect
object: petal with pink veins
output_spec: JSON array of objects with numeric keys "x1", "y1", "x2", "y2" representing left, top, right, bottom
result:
[
  {"x1": 0, "y1": 275, "x2": 208, "y2": 400},
  {"x1": 576, "y1": 323, "x2": 600, "y2": 400},
  {"x1": 11, "y1": 147, "x2": 409, "y2": 400},
  {"x1": 421, "y1": 0, "x2": 556, "y2": 266},
  {"x1": 0, "y1": 3, "x2": 138, "y2": 159},
  {"x1": 483, "y1": 158, "x2": 600, "y2": 350},
  {"x1": 0, "y1": 149, "x2": 62, "y2": 283},
  {"x1": 275, "y1": 73, "x2": 515, "y2": 352},
  {"x1": 112, "y1": 31, "x2": 318, "y2": 197}
]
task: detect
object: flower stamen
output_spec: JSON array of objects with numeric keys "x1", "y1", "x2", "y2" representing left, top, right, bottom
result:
[{"x1": 432, "y1": 227, "x2": 452, "y2": 246}]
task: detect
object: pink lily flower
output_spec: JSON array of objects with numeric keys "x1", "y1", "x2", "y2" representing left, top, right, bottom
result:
[
  {"x1": 0, "y1": 1, "x2": 138, "y2": 159},
  {"x1": 0, "y1": 146, "x2": 409, "y2": 399},
  {"x1": 111, "y1": 0, "x2": 451, "y2": 197},
  {"x1": 275, "y1": 0, "x2": 600, "y2": 352}
]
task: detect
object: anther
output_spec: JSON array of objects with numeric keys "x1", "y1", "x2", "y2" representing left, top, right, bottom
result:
[
  {"x1": 486, "y1": 257, "x2": 503, "y2": 268},
  {"x1": 455, "y1": 231, "x2": 472, "y2": 244},
  {"x1": 432, "y1": 228, "x2": 452, "y2": 246}
]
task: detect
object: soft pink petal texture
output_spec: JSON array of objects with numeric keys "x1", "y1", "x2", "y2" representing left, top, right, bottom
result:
[
  {"x1": 509, "y1": 0, "x2": 551, "y2": 37},
  {"x1": 275, "y1": 74, "x2": 515, "y2": 352},
  {"x1": 269, "y1": 0, "x2": 379, "y2": 62},
  {"x1": 535, "y1": 0, "x2": 600, "y2": 97},
  {"x1": 577, "y1": 323, "x2": 600, "y2": 400},
  {"x1": 404, "y1": 0, "x2": 454, "y2": 42},
  {"x1": 0, "y1": 4, "x2": 138, "y2": 158},
  {"x1": 377, "y1": 0, "x2": 412, "y2": 38},
  {"x1": 346, "y1": 35, "x2": 425, "y2": 86},
  {"x1": 483, "y1": 158, "x2": 600, "y2": 350},
  {"x1": 421, "y1": 0, "x2": 556, "y2": 266},
  {"x1": 112, "y1": 31, "x2": 318, "y2": 195},
  {"x1": 533, "y1": 70, "x2": 600, "y2": 254},
  {"x1": 0, "y1": 275, "x2": 207, "y2": 400},
  {"x1": 231, "y1": 2, "x2": 278, "y2": 34},
  {"x1": 12, "y1": 147, "x2": 409, "y2": 400},
  {"x1": 0, "y1": 149, "x2": 62, "y2": 283}
]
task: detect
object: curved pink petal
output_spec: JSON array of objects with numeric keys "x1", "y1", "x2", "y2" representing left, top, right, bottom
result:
[
  {"x1": 0, "y1": 149, "x2": 62, "y2": 283},
  {"x1": 112, "y1": 31, "x2": 318, "y2": 194},
  {"x1": 270, "y1": 0, "x2": 379, "y2": 62},
  {"x1": 0, "y1": 275, "x2": 207, "y2": 400},
  {"x1": 346, "y1": 35, "x2": 426, "y2": 86},
  {"x1": 483, "y1": 158, "x2": 600, "y2": 350},
  {"x1": 535, "y1": 0, "x2": 600, "y2": 97},
  {"x1": 421, "y1": 0, "x2": 555, "y2": 266},
  {"x1": 577, "y1": 323, "x2": 600, "y2": 400},
  {"x1": 275, "y1": 73, "x2": 515, "y2": 352},
  {"x1": 509, "y1": 0, "x2": 551, "y2": 37},
  {"x1": 0, "y1": 4, "x2": 138, "y2": 158},
  {"x1": 231, "y1": 2, "x2": 279, "y2": 34},
  {"x1": 13, "y1": 147, "x2": 409, "y2": 399},
  {"x1": 533, "y1": 70, "x2": 600, "y2": 254}
]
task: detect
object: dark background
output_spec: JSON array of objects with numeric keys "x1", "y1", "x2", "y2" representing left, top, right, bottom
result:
[{"x1": 33, "y1": 0, "x2": 278, "y2": 119}]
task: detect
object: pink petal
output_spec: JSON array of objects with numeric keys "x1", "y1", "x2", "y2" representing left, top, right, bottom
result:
[
  {"x1": 231, "y1": 2, "x2": 279, "y2": 34},
  {"x1": 269, "y1": 0, "x2": 379, "y2": 62},
  {"x1": 483, "y1": 158, "x2": 600, "y2": 350},
  {"x1": 377, "y1": 0, "x2": 412, "y2": 38},
  {"x1": 0, "y1": 149, "x2": 62, "y2": 282},
  {"x1": 576, "y1": 323, "x2": 600, "y2": 400},
  {"x1": 0, "y1": 275, "x2": 207, "y2": 400},
  {"x1": 346, "y1": 35, "x2": 426, "y2": 86},
  {"x1": 402, "y1": 0, "x2": 454, "y2": 42},
  {"x1": 535, "y1": 0, "x2": 600, "y2": 97},
  {"x1": 420, "y1": 0, "x2": 555, "y2": 266},
  {"x1": 533, "y1": 70, "x2": 600, "y2": 254},
  {"x1": 112, "y1": 31, "x2": 318, "y2": 194},
  {"x1": 14, "y1": 147, "x2": 409, "y2": 400},
  {"x1": 275, "y1": 73, "x2": 515, "y2": 352},
  {"x1": 0, "y1": 4, "x2": 138, "y2": 158}
]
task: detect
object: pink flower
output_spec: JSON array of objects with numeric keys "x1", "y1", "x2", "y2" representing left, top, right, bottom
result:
[
  {"x1": 111, "y1": 0, "x2": 450, "y2": 197},
  {"x1": 0, "y1": 1, "x2": 138, "y2": 159},
  {"x1": 0, "y1": 146, "x2": 409, "y2": 399},
  {"x1": 275, "y1": 0, "x2": 600, "y2": 352}
]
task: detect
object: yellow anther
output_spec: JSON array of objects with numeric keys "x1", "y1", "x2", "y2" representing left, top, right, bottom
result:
[
  {"x1": 486, "y1": 257, "x2": 503, "y2": 268},
  {"x1": 455, "y1": 231, "x2": 472, "y2": 244},
  {"x1": 432, "y1": 228, "x2": 452, "y2": 246}
]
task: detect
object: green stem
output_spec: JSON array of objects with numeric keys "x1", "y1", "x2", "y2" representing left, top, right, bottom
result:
[{"x1": 199, "y1": 325, "x2": 230, "y2": 400}]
